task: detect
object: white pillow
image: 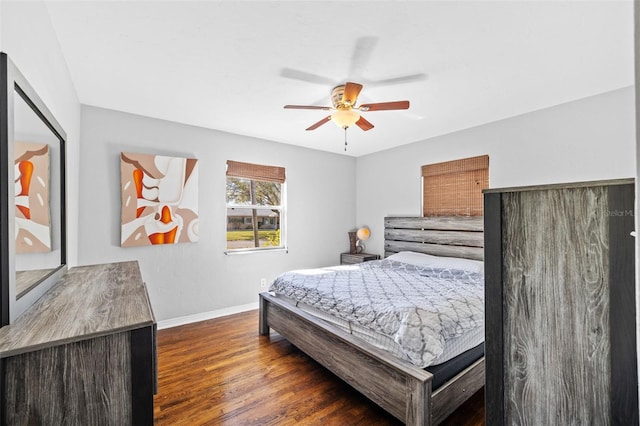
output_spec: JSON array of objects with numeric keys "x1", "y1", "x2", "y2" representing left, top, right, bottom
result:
[{"x1": 387, "y1": 251, "x2": 484, "y2": 274}]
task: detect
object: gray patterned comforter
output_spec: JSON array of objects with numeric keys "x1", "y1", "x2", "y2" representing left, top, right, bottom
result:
[{"x1": 269, "y1": 258, "x2": 484, "y2": 368}]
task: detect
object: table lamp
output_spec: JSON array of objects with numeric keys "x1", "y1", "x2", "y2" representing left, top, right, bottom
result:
[{"x1": 356, "y1": 226, "x2": 370, "y2": 253}]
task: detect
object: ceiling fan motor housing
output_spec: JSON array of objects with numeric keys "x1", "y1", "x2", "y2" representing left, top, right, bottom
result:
[{"x1": 331, "y1": 85, "x2": 349, "y2": 108}]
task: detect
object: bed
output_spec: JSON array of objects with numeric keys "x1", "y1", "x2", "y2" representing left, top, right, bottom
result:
[{"x1": 259, "y1": 216, "x2": 485, "y2": 425}]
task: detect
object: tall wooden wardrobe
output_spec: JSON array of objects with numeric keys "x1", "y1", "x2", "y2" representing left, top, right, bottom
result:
[{"x1": 484, "y1": 178, "x2": 638, "y2": 425}]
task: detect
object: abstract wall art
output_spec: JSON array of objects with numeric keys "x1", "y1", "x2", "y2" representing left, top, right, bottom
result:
[
  {"x1": 121, "y1": 152, "x2": 199, "y2": 247},
  {"x1": 15, "y1": 141, "x2": 51, "y2": 253}
]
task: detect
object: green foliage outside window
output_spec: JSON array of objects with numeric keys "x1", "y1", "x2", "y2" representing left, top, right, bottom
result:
[{"x1": 226, "y1": 177, "x2": 283, "y2": 250}]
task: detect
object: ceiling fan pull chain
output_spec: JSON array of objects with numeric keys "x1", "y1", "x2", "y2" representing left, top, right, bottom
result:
[{"x1": 344, "y1": 127, "x2": 348, "y2": 151}]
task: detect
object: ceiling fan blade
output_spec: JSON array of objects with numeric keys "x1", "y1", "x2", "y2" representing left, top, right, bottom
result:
[
  {"x1": 358, "y1": 101, "x2": 410, "y2": 111},
  {"x1": 306, "y1": 116, "x2": 332, "y2": 131},
  {"x1": 284, "y1": 105, "x2": 332, "y2": 110},
  {"x1": 349, "y1": 36, "x2": 378, "y2": 79},
  {"x1": 280, "y1": 68, "x2": 336, "y2": 86},
  {"x1": 342, "y1": 82, "x2": 363, "y2": 106},
  {"x1": 355, "y1": 116, "x2": 374, "y2": 131},
  {"x1": 365, "y1": 73, "x2": 427, "y2": 87}
]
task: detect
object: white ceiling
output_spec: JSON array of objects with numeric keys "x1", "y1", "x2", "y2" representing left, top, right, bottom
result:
[{"x1": 45, "y1": 1, "x2": 634, "y2": 157}]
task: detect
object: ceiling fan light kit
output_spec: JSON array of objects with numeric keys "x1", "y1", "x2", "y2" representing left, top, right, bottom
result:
[
  {"x1": 284, "y1": 81, "x2": 410, "y2": 151},
  {"x1": 331, "y1": 109, "x2": 360, "y2": 128}
]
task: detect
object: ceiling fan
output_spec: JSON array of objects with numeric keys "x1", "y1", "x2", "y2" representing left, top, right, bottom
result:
[
  {"x1": 280, "y1": 36, "x2": 426, "y2": 89},
  {"x1": 284, "y1": 82, "x2": 410, "y2": 150}
]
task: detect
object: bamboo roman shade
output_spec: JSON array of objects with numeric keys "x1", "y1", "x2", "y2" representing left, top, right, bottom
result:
[
  {"x1": 226, "y1": 160, "x2": 286, "y2": 183},
  {"x1": 422, "y1": 155, "x2": 489, "y2": 217}
]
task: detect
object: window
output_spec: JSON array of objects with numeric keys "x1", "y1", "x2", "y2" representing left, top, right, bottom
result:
[
  {"x1": 422, "y1": 155, "x2": 489, "y2": 217},
  {"x1": 226, "y1": 160, "x2": 286, "y2": 252}
]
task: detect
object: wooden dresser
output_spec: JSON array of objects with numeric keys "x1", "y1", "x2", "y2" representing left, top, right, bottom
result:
[
  {"x1": 484, "y1": 179, "x2": 637, "y2": 425},
  {"x1": 0, "y1": 261, "x2": 156, "y2": 425}
]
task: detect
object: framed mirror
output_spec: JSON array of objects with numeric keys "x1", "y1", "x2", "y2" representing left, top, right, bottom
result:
[{"x1": 1, "y1": 52, "x2": 67, "y2": 325}]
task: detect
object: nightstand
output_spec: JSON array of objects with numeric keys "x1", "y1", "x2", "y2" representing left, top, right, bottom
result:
[{"x1": 340, "y1": 252, "x2": 380, "y2": 265}]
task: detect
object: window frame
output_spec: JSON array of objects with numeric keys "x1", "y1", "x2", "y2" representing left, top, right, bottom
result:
[{"x1": 225, "y1": 161, "x2": 287, "y2": 255}]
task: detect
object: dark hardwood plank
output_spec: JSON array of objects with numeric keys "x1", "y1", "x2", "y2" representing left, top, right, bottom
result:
[{"x1": 154, "y1": 310, "x2": 484, "y2": 425}]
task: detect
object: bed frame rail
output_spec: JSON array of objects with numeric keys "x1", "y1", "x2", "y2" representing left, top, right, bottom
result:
[
  {"x1": 259, "y1": 292, "x2": 485, "y2": 425},
  {"x1": 260, "y1": 292, "x2": 432, "y2": 423},
  {"x1": 431, "y1": 357, "x2": 485, "y2": 423}
]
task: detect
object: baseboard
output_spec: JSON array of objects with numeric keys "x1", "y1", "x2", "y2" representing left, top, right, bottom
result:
[{"x1": 157, "y1": 302, "x2": 259, "y2": 330}]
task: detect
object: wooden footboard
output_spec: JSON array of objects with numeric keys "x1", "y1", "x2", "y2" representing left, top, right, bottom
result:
[
  {"x1": 259, "y1": 292, "x2": 485, "y2": 425},
  {"x1": 431, "y1": 357, "x2": 485, "y2": 424}
]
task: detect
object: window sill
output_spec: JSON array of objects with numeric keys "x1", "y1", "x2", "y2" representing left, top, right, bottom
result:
[{"x1": 224, "y1": 247, "x2": 288, "y2": 255}]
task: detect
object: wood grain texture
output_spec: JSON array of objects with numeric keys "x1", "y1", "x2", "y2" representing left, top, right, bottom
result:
[
  {"x1": 502, "y1": 187, "x2": 610, "y2": 425},
  {"x1": 483, "y1": 178, "x2": 634, "y2": 194},
  {"x1": 340, "y1": 253, "x2": 380, "y2": 264},
  {"x1": 1, "y1": 262, "x2": 157, "y2": 425},
  {"x1": 15, "y1": 268, "x2": 54, "y2": 298},
  {"x1": 431, "y1": 358, "x2": 485, "y2": 424},
  {"x1": 261, "y1": 292, "x2": 431, "y2": 423},
  {"x1": 260, "y1": 293, "x2": 485, "y2": 425},
  {"x1": 155, "y1": 309, "x2": 485, "y2": 425},
  {"x1": 384, "y1": 229, "x2": 484, "y2": 247},
  {"x1": 5, "y1": 332, "x2": 132, "y2": 425},
  {"x1": 384, "y1": 216, "x2": 484, "y2": 261},
  {"x1": 384, "y1": 241, "x2": 484, "y2": 261},
  {"x1": 385, "y1": 216, "x2": 484, "y2": 231},
  {"x1": 0, "y1": 261, "x2": 155, "y2": 357}
]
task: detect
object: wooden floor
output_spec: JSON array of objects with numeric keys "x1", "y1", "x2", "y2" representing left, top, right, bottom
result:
[{"x1": 154, "y1": 310, "x2": 485, "y2": 425}]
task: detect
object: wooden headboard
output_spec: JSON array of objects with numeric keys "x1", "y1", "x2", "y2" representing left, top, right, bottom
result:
[{"x1": 384, "y1": 216, "x2": 484, "y2": 261}]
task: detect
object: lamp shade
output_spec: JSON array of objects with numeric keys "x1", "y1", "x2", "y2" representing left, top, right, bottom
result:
[
  {"x1": 356, "y1": 226, "x2": 370, "y2": 241},
  {"x1": 331, "y1": 109, "x2": 360, "y2": 128}
]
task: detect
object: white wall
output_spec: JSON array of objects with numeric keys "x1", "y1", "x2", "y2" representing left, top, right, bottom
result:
[
  {"x1": 356, "y1": 87, "x2": 636, "y2": 256},
  {"x1": 1, "y1": 1, "x2": 634, "y2": 328},
  {"x1": 0, "y1": 1, "x2": 81, "y2": 266},
  {"x1": 79, "y1": 106, "x2": 355, "y2": 321}
]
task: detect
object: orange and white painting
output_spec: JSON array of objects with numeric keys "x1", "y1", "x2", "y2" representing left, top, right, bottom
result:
[
  {"x1": 15, "y1": 142, "x2": 51, "y2": 253},
  {"x1": 121, "y1": 152, "x2": 199, "y2": 247}
]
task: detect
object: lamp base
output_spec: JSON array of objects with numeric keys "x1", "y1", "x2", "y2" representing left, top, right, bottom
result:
[{"x1": 348, "y1": 231, "x2": 357, "y2": 255}]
